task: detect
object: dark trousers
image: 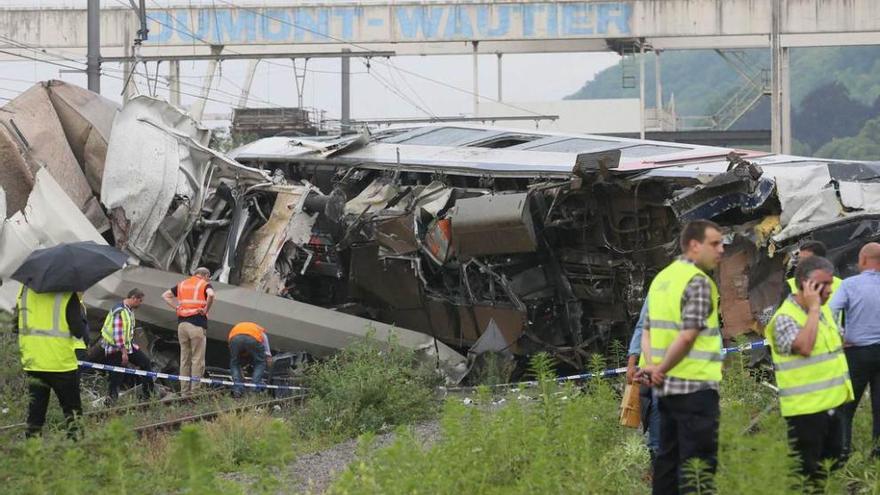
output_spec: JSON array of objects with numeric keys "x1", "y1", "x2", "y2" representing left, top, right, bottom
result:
[
  {"x1": 654, "y1": 389, "x2": 720, "y2": 495},
  {"x1": 229, "y1": 335, "x2": 267, "y2": 396},
  {"x1": 26, "y1": 370, "x2": 82, "y2": 439},
  {"x1": 103, "y1": 348, "x2": 154, "y2": 401},
  {"x1": 842, "y1": 344, "x2": 880, "y2": 457},
  {"x1": 786, "y1": 408, "x2": 845, "y2": 479},
  {"x1": 640, "y1": 384, "x2": 661, "y2": 456}
]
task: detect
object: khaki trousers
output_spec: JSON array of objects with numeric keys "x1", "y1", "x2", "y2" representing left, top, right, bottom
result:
[{"x1": 178, "y1": 322, "x2": 207, "y2": 394}]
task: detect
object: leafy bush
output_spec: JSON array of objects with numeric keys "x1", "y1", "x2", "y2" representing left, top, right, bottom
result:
[{"x1": 294, "y1": 331, "x2": 442, "y2": 439}]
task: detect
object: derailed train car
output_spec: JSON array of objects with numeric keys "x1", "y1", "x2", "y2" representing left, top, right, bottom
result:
[
  {"x1": 4, "y1": 85, "x2": 880, "y2": 376},
  {"x1": 216, "y1": 124, "x2": 880, "y2": 370}
]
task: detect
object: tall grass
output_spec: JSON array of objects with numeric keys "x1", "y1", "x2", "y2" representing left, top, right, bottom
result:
[
  {"x1": 329, "y1": 353, "x2": 880, "y2": 495},
  {"x1": 292, "y1": 331, "x2": 443, "y2": 440}
]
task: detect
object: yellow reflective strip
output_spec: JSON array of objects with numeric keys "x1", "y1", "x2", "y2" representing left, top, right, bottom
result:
[
  {"x1": 21, "y1": 328, "x2": 71, "y2": 339},
  {"x1": 775, "y1": 350, "x2": 842, "y2": 372},
  {"x1": 778, "y1": 375, "x2": 849, "y2": 397},
  {"x1": 52, "y1": 293, "x2": 63, "y2": 333},
  {"x1": 650, "y1": 320, "x2": 680, "y2": 330}
]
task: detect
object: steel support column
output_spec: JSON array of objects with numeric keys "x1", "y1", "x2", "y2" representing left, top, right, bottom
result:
[
  {"x1": 238, "y1": 59, "x2": 259, "y2": 108},
  {"x1": 639, "y1": 44, "x2": 646, "y2": 139},
  {"x1": 87, "y1": 0, "x2": 100, "y2": 93},
  {"x1": 341, "y1": 49, "x2": 351, "y2": 130},
  {"x1": 770, "y1": 0, "x2": 791, "y2": 154},
  {"x1": 190, "y1": 46, "x2": 222, "y2": 121},
  {"x1": 168, "y1": 60, "x2": 181, "y2": 107},
  {"x1": 655, "y1": 51, "x2": 662, "y2": 110},
  {"x1": 472, "y1": 42, "x2": 480, "y2": 115},
  {"x1": 497, "y1": 53, "x2": 503, "y2": 102}
]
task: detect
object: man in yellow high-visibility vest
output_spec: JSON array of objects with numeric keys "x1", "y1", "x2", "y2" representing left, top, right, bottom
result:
[
  {"x1": 767, "y1": 255, "x2": 853, "y2": 479},
  {"x1": 15, "y1": 285, "x2": 89, "y2": 438},
  {"x1": 786, "y1": 241, "x2": 843, "y2": 300},
  {"x1": 637, "y1": 220, "x2": 725, "y2": 495}
]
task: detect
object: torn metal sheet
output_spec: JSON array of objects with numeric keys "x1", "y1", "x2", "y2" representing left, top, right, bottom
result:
[
  {"x1": 450, "y1": 193, "x2": 537, "y2": 258},
  {"x1": 0, "y1": 83, "x2": 107, "y2": 231},
  {"x1": 237, "y1": 185, "x2": 317, "y2": 293},
  {"x1": 837, "y1": 181, "x2": 880, "y2": 211},
  {"x1": 0, "y1": 168, "x2": 109, "y2": 310},
  {"x1": 469, "y1": 319, "x2": 514, "y2": 357},
  {"x1": 670, "y1": 163, "x2": 774, "y2": 222},
  {"x1": 45, "y1": 80, "x2": 118, "y2": 196},
  {"x1": 344, "y1": 179, "x2": 399, "y2": 215},
  {"x1": 102, "y1": 96, "x2": 271, "y2": 270},
  {"x1": 764, "y1": 163, "x2": 833, "y2": 227},
  {"x1": 375, "y1": 214, "x2": 418, "y2": 255},
  {"x1": 773, "y1": 188, "x2": 843, "y2": 241}
]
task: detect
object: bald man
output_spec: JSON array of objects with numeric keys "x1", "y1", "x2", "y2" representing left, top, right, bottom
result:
[{"x1": 830, "y1": 242, "x2": 880, "y2": 459}]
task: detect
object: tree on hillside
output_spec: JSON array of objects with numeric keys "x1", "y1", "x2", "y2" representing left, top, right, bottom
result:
[
  {"x1": 793, "y1": 82, "x2": 875, "y2": 152},
  {"x1": 815, "y1": 117, "x2": 880, "y2": 160}
]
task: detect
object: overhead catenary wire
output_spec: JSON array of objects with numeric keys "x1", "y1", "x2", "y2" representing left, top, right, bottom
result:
[
  {"x1": 211, "y1": 0, "x2": 546, "y2": 118},
  {"x1": 0, "y1": 30, "x2": 292, "y2": 110},
  {"x1": 366, "y1": 67, "x2": 435, "y2": 118}
]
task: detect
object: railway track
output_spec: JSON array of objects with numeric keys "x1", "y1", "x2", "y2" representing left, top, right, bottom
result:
[
  {"x1": 0, "y1": 389, "x2": 299, "y2": 435},
  {"x1": 132, "y1": 393, "x2": 307, "y2": 436}
]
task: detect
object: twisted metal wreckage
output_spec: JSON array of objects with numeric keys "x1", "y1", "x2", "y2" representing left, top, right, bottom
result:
[{"x1": 2, "y1": 81, "x2": 880, "y2": 383}]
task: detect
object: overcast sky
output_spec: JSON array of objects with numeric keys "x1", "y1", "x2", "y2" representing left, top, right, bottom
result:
[
  {"x1": 1, "y1": 53, "x2": 619, "y2": 124},
  {"x1": 0, "y1": 1, "x2": 621, "y2": 124}
]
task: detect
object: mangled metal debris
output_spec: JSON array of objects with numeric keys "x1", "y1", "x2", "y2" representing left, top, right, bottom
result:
[{"x1": 6, "y1": 82, "x2": 880, "y2": 379}]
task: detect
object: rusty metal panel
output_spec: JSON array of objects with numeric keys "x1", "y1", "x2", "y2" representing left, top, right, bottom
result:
[
  {"x1": 375, "y1": 214, "x2": 418, "y2": 255},
  {"x1": 450, "y1": 192, "x2": 537, "y2": 258},
  {"x1": 349, "y1": 244, "x2": 422, "y2": 308}
]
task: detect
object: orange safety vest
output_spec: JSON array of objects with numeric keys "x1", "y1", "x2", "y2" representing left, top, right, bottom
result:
[
  {"x1": 176, "y1": 276, "x2": 209, "y2": 318},
  {"x1": 228, "y1": 322, "x2": 266, "y2": 343}
]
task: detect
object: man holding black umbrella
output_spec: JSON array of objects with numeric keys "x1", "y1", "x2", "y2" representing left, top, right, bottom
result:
[
  {"x1": 11, "y1": 241, "x2": 130, "y2": 438},
  {"x1": 15, "y1": 286, "x2": 87, "y2": 438}
]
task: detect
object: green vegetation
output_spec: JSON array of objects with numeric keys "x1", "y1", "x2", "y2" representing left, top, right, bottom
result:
[
  {"x1": 568, "y1": 47, "x2": 880, "y2": 160},
  {"x1": 293, "y1": 331, "x2": 442, "y2": 440},
  {"x1": 3, "y1": 318, "x2": 880, "y2": 494},
  {"x1": 328, "y1": 351, "x2": 880, "y2": 494},
  {"x1": 0, "y1": 325, "x2": 444, "y2": 494}
]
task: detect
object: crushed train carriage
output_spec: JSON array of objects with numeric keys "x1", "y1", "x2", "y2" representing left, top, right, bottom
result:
[{"x1": 3, "y1": 83, "x2": 880, "y2": 379}]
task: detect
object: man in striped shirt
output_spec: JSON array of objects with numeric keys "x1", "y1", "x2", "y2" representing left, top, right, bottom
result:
[{"x1": 99, "y1": 288, "x2": 154, "y2": 403}]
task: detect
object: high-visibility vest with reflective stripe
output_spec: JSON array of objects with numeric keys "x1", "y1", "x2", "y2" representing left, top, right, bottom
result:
[
  {"x1": 72, "y1": 297, "x2": 87, "y2": 351},
  {"x1": 647, "y1": 260, "x2": 723, "y2": 381},
  {"x1": 17, "y1": 287, "x2": 78, "y2": 372},
  {"x1": 100, "y1": 304, "x2": 134, "y2": 350},
  {"x1": 228, "y1": 322, "x2": 266, "y2": 343},
  {"x1": 766, "y1": 299, "x2": 853, "y2": 417},
  {"x1": 177, "y1": 276, "x2": 208, "y2": 317}
]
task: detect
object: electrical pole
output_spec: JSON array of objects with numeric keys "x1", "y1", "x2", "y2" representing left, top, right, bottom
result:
[
  {"x1": 87, "y1": 0, "x2": 100, "y2": 93},
  {"x1": 341, "y1": 49, "x2": 351, "y2": 131}
]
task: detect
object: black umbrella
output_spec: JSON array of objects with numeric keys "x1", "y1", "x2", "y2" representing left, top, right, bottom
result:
[{"x1": 11, "y1": 241, "x2": 128, "y2": 293}]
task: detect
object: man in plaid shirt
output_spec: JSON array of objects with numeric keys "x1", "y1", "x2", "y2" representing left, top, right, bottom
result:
[
  {"x1": 638, "y1": 220, "x2": 725, "y2": 494},
  {"x1": 99, "y1": 288, "x2": 154, "y2": 403}
]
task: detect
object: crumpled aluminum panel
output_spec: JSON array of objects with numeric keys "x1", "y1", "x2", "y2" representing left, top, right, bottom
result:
[{"x1": 0, "y1": 83, "x2": 107, "y2": 231}]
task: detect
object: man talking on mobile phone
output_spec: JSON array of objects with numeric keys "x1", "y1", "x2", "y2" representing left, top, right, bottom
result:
[{"x1": 766, "y1": 255, "x2": 853, "y2": 480}]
